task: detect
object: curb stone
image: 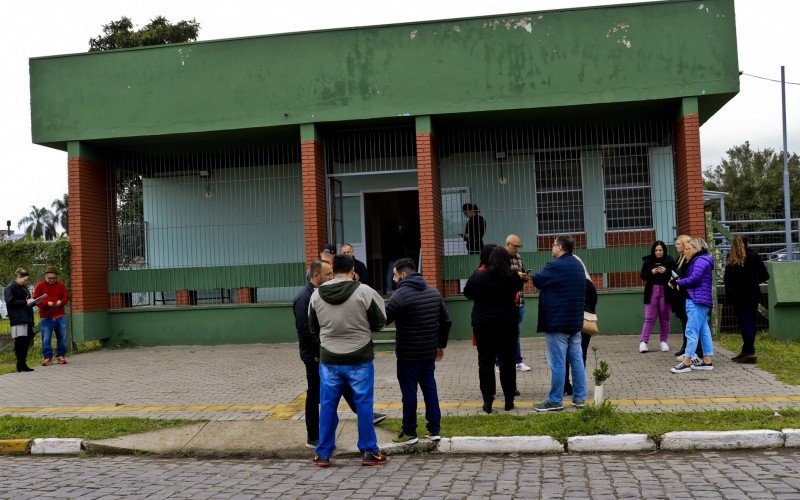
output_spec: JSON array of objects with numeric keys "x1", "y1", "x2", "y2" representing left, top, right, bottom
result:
[
  {"x1": 447, "y1": 436, "x2": 564, "y2": 454},
  {"x1": 783, "y1": 429, "x2": 800, "y2": 447},
  {"x1": 0, "y1": 439, "x2": 32, "y2": 455},
  {"x1": 30, "y1": 438, "x2": 84, "y2": 455},
  {"x1": 660, "y1": 430, "x2": 784, "y2": 451},
  {"x1": 567, "y1": 434, "x2": 656, "y2": 453}
]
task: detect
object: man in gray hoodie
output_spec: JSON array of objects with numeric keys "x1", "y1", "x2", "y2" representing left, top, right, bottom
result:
[{"x1": 308, "y1": 254, "x2": 387, "y2": 467}]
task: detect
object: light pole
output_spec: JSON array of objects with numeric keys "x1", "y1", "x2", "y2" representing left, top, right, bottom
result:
[{"x1": 5, "y1": 220, "x2": 10, "y2": 240}]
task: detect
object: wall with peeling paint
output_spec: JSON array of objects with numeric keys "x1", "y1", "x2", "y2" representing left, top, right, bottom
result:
[{"x1": 30, "y1": 0, "x2": 738, "y2": 147}]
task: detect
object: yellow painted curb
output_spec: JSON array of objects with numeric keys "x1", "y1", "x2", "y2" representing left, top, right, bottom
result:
[{"x1": 0, "y1": 439, "x2": 31, "y2": 454}]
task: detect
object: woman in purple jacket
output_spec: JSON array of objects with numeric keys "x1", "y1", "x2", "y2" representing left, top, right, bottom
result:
[{"x1": 670, "y1": 237, "x2": 715, "y2": 373}]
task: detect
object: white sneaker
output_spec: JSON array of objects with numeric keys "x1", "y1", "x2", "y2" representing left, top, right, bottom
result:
[
  {"x1": 639, "y1": 342, "x2": 648, "y2": 353},
  {"x1": 494, "y1": 365, "x2": 500, "y2": 373},
  {"x1": 660, "y1": 342, "x2": 669, "y2": 352},
  {"x1": 516, "y1": 362, "x2": 531, "y2": 372}
]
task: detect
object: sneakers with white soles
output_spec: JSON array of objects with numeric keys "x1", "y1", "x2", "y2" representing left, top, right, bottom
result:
[
  {"x1": 639, "y1": 342, "x2": 648, "y2": 353},
  {"x1": 660, "y1": 342, "x2": 669, "y2": 352},
  {"x1": 516, "y1": 362, "x2": 531, "y2": 372}
]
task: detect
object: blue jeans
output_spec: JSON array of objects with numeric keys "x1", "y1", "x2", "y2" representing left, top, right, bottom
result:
[
  {"x1": 397, "y1": 360, "x2": 440, "y2": 436},
  {"x1": 317, "y1": 361, "x2": 378, "y2": 457},
  {"x1": 497, "y1": 306, "x2": 525, "y2": 366},
  {"x1": 684, "y1": 300, "x2": 714, "y2": 358},
  {"x1": 40, "y1": 316, "x2": 68, "y2": 359},
  {"x1": 545, "y1": 331, "x2": 586, "y2": 404}
]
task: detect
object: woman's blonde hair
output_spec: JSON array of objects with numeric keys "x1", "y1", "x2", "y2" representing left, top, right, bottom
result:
[
  {"x1": 727, "y1": 235, "x2": 746, "y2": 266},
  {"x1": 676, "y1": 235, "x2": 692, "y2": 266}
]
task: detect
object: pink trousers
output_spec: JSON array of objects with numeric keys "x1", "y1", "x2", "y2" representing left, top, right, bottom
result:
[{"x1": 641, "y1": 284, "x2": 671, "y2": 342}]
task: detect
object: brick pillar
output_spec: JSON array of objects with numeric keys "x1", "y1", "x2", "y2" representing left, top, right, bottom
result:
[
  {"x1": 176, "y1": 290, "x2": 197, "y2": 306},
  {"x1": 68, "y1": 156, "x2": 110, "y2": 314},
  {"x1": 301, "y1": 138, "x2": 327, "y2": 267},
  {"x1": 236, "y1": 287, "x2": 256, "y2": 304},
  {"x1": 416, "y1": 131, "x2": 444, "y2": 294},
  {"x1": 674, "y1": 114, "x2": 706, "y2": 238}
]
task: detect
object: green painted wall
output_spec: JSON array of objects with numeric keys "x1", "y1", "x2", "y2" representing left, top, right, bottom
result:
[
  {"x1": 72, "y1": 311, "x2": 110, "y2": 342},
  {"x1": 581, "y1": 150, "x2": 605, "y2": 249},
  {"x1": 767, "y1": 261, "x2": 800, "y2": 339},
  {"x1": 31, "y1": 0, "x2": 738, "y2": 146}
]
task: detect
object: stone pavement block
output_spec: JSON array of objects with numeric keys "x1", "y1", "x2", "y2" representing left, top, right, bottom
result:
[
  {"x1": 567, "y1": 434, "x2": 656, "y2": 453},
  {"x1": 30, "y1": 438, "x2": 83, "y2": 454},
  {"x1": 660, "y1": 430, "x2": 784, "y2": 451}
]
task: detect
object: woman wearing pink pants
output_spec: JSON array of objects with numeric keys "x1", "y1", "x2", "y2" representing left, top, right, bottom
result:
[{"x1": 639, "y1": 241, "x2": 676, "y2": 353}]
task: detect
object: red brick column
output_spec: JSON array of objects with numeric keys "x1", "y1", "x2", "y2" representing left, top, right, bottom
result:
[
  {"x1": 417, "y1": 132, "x2": 444, "y2": 294},
  {"x1": 68, "y1": 157, "x2": 110, "y2": 314},
  {"x1": 674, "y1": 114, "x2": 706, "y2": 237},
  {"x1": 176, "y1": 290, "x2": 197, "y2": 306},
  {"x1": 301, "y1": 139, "x2": 327, "y2": 267}
]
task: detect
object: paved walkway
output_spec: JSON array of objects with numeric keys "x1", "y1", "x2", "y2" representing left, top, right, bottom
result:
[{"x1": 0, "y1": 335, "x2": 798, "y2": 420}]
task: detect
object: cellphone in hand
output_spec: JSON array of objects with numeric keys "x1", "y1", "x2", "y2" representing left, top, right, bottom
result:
[{"x1": 670, "y1": 270, "x2": 679, "y2": 279}]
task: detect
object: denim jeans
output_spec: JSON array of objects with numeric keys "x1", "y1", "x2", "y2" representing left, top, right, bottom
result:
[
  {"x1": 684, "y1": 300, "x2": 714, "y2": 359},
  {"x1": 545, "y1": 331, "x2": 586, "y2": 404},
  {"x1": 396, "y1": 359, "x2": 441, "y2": 437},
  {"x1": 317, "y1": 361, "x2": 378, "y2": 457},
  {"x1": 302, "y1": 359, "x2": 358, "y2": 442},
  {"x1": 497, "y1": 305, "x2": 525, "y2": 366},
  {"x1": 40, "y1": 316, "x2": 68, "y2": 359}
]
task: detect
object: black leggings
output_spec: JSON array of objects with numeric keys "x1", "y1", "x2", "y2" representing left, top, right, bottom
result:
[
  {"x1": 14, "y1": 327, "x2": 34, "y2": 369},
  {"x1": 474, "y1": 325, "x2": 517, "y2": 404},
  {"x1": 564, "y1": 333, "x2": 592, "y2": 394}
]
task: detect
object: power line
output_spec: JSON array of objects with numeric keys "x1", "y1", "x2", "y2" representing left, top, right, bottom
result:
[{"x1": 741, "y1": 72, "x2": 800, "y2": 86}]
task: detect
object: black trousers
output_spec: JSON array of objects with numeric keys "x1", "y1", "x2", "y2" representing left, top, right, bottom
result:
[
  {"x1": 564, "y1": 333, "x2": 592, "y2": 395},
  {"x1": 303, "y1": 359, "x2": 357, "y2": 442},
  {"x1": 14, "y1": 327, "x2": 34, "y2": 369},
  {"x1": 474, "y1": 324, "x2": 517, "y2": 404}
]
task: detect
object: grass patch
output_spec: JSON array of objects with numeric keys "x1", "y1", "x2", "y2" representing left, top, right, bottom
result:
[
  {"x1": 0, "y1": 323, "x2": 104, "y2": 376},
  {"x1": 382, "y1": 404, "x2": 800, "y2": 442},
  {"x1": 717, "y1": 332, "x2": 800, "y2": 385},
  {"x1": 0, "y1": 415, "x2": 191, "y2": 440}
]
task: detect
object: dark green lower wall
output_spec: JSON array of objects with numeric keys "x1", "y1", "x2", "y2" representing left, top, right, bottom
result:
[{"x1": 79, "y1": 289, "x2": 677, "y2": 346}]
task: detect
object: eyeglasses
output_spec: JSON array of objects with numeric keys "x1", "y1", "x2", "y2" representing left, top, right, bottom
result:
[{"x1": 510, "y1": 244, "x2": 523, "y2": 249}]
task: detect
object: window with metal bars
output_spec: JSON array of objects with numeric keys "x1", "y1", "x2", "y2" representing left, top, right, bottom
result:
[
  {"x1": 535, "y1": 150, "x2": 585, "y2": 235},
  {"x1": 603, "y1": 146, "x2": 654, "y2": 231}
]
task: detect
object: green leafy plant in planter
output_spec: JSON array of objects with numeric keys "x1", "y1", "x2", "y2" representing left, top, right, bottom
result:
[{"x1": 591, "y1": 346, "x2": 611, "y2": 406}]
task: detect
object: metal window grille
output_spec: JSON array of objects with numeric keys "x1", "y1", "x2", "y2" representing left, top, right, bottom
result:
[
  {"x1": 535, "y1": 150, "x2": 585, "y2": 235},
  {"x1": 603, "y1": 146, "x2": 653, "y2": 231},
  {"x1": 324, "y1": 126, "x2": 417, "y2": 176},
  {"x1": 107, "y1": 140, "x2": 303, "y2": 305}
]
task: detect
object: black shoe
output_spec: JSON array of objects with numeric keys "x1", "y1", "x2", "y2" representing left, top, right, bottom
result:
[
  {"x1": 482, "y1": 401, "x2": 492, "y2": 414},
  {"x1": 731, "y1": 352, "x2": 745, "y2": 361},
  {"x1": 735, "y1": 355, "x2": 757, "y2": 364},
  {"x1": 674, "y1": 350, "x2": 685, "y2": 358},
  {"x1": 514, "y1": 388, "x2": 521, "y2": 396},
  {"x1": 504, "y1": 400, "x2": 515, "y2": 411},
  {"x1": 372, "y1": 412, "x2": 387, "y2": 425},
  {"x1": 16, "y1": 366, "x2": 34, "y2": 372},
  {"x1": 534, "y1": 401, "x2": 564, "y2": 412},
  {"x1": 361, "y1": 451, "x2": 387, "y2": 466}
]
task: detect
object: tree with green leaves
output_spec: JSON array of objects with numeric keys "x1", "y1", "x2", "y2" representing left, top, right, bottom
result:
[
  {"x1": 89, "y1": 16, "x2": 200, "y2": 52},
  {"x1": 704, "y1": 142, "x2": 800, "y2": 218},
  {"x1": 52, "y1": 194, "x2": 68, "y2": 235},
  {"x1": 18, "y1": 206, "x2": 58, "y2": 241}
]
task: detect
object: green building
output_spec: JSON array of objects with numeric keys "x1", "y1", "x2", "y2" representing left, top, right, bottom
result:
[{"x1": 29, "y1": 0, "x2": 739, "y2": 345}]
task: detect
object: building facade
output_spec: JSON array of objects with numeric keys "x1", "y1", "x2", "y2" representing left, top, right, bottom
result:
[{"x1": 29, "y1": 0, "x2": 739, "y2": 345}]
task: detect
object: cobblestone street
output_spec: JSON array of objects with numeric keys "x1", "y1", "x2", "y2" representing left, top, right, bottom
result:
[{"x1": 3, "y1": 450, "x2": 800, "y2": 499}]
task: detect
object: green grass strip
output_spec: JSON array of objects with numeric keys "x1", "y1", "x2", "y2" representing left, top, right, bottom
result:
[
  {"x1": 0, "y1": 415, "x2": 191, "y2": 440},
  {"x1": 383, "y1": 406, "x2": 800, "y2": 443},
  {"x1": 717, "y1": 332, "x2": 800, "y2": 385}
]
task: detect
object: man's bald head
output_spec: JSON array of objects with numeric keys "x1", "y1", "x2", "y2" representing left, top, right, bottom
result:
[{"x1": 505, "y1": 234, "x2": 522, "y2": 256}]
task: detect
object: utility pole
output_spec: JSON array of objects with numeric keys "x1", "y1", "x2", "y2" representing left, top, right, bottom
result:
[{"x1": 781, "y1": 66, "x2": 793, "y2": 260}]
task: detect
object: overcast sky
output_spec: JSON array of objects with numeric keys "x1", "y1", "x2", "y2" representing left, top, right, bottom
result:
[{"x1": 0, "y1": 0, "x2": 797, "y2": 231}]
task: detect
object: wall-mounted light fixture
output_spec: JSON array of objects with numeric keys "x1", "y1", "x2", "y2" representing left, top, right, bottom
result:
[{"x1": 496, "y1": 151, "x2": 508, "y2": 184}]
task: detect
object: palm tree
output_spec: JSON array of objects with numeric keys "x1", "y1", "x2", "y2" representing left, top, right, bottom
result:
[
  {"x1": 18, "y1": 206, "x2": 58, "y2": 240},
  {"x1": 52, "y1": 194, "x2": 68, "y2": 234}
]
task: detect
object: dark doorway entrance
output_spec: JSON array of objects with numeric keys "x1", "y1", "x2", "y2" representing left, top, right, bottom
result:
[{"x1": 363, "y1": 190, "x2": 420, "y2": 295}]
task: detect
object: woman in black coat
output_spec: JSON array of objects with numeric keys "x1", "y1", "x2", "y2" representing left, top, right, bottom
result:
[
  {"x1": 3, "y1": 268, "x2": 36, "y2": 372},
  {"x1": 639, "y1": 240, "x2": 676, "y2": 353},
  {"x1": 464, "y1": 247, "x2": 525, "y2": 413},
  {"x1": 724, "y1": 235, "x2": 769, "y2": 363}
]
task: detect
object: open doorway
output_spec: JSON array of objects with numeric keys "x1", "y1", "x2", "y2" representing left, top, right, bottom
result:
[{"x1": 363, "y1": 189, "x2": 420, "y2": 295}]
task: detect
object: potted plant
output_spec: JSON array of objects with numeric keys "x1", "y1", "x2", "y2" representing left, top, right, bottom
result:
[{"x1": 591, "y1": 346, "x2": 611, "y2": 406}]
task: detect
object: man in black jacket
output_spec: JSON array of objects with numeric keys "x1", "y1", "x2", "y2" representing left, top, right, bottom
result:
[
  {"x1": 293, "y1": 260, "x2": 386, "y2": 448},
  {"x1": 385, "y1": 258, "x2": 452, "y2": 444},
  {"x1": 341, "y1": 243, "x2": 371, "y2": 288},
  {"x1": 3, "y1": 268, "x2": 36, "y2": 372}
]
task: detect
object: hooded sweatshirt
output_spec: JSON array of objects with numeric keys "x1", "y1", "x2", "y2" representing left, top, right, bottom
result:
[{"x1": 308, "y1": 278, "x2": 386, "y2": 365}]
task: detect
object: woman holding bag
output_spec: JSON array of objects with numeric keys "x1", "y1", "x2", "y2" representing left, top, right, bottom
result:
[{"x1": 564, "y1": 255, "x2": 597, "y2": 396}]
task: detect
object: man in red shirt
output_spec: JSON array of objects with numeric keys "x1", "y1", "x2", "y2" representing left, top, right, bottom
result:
[{"x1": 33, "y1": 266, "x2": 70, "y2": 366}]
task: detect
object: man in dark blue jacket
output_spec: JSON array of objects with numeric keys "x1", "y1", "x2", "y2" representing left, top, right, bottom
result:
[
  {"x1": 531, "y1": 235, "x2": 586, "y2": 412},
  {"x1": 293, "y1": 259, "x2": 386, "y2": 448},
  {"x1": 385, "y1": 258, "x2": 452, "y2": 444}
]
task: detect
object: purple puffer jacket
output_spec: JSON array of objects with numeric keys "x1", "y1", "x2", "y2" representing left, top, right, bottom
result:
[{"x1": 677, "y1": 253, "x2": 714, "y2": 307}]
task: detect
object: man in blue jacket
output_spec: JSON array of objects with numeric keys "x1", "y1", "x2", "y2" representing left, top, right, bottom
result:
[
  {"x1": 531, "y1": 235, "x2": 587, "y2": 412},
  {"x1": 385, "y1": 258, "x2": 452, "y2": 444}
]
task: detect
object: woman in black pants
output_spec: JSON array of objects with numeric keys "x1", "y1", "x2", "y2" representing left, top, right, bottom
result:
[
  {"x1": 3, "y1": 268, "x2": 36, "y2": 372},
  {"x1": 464, "y1": 247, "x2": 526, "y2": 413},
  {"x1": 564, "y1": 256, "x2": 596, "y2": 396},
  {"x1": 724, "y1": 235, "x2": 769, "y2": 363}
]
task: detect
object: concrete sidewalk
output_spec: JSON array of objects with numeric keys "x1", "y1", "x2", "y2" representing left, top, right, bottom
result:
[{"x1": 1, "y1": 335, "x2": 799, "y2": 422}]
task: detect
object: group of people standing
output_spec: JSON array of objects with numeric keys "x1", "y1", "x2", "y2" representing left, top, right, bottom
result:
[{"x1": 638, "y1": 234, "x2": 769, "y2": 373}]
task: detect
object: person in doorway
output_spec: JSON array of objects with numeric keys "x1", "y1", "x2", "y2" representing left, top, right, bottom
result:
[
  {"x1": 308, "y1": 254, "x2": 388, "y2": 467},
  {"x1": 464, "y1": 247, "x2": 525, "y2": 413},
  {"x1": 531, "y1": 235, "x2": 587, "y2": 412},
  {"x1": 293, "y1": 260, "x2": 386, "y2": 449},
  {"x1": 3, "y1": 268, "x2": 36, "y2": 372},
  {"x1": 381, "y1": 219, "x2": 406, "y2": 294},
  {"x1": 385, "y1": 258, "x2": 451, "y2": 444},
  {"x1": 461, "y1": 203, "x2": 486, "y2": 254},
  {"x1": 341, "y1": 243, "x2": 371, "y2": 287},
  {"x1": 500, "y1": 234, "x2": 531, "y2": 372},
  {"x1": 724, "y1": 235, "x2": 769, "y2": 364},
  {"x1": 33, "y1": 266, "x2": 70, "y2": 366},
  {"x1": 639, "y1": 241, "x2": 676, "y2": 353},
  {"x1": 564, "y1": 254, "x2": 596, "y2": 397},
  {"x1": 670, "y1": 238, "x2": 715, "y2": 373}
]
